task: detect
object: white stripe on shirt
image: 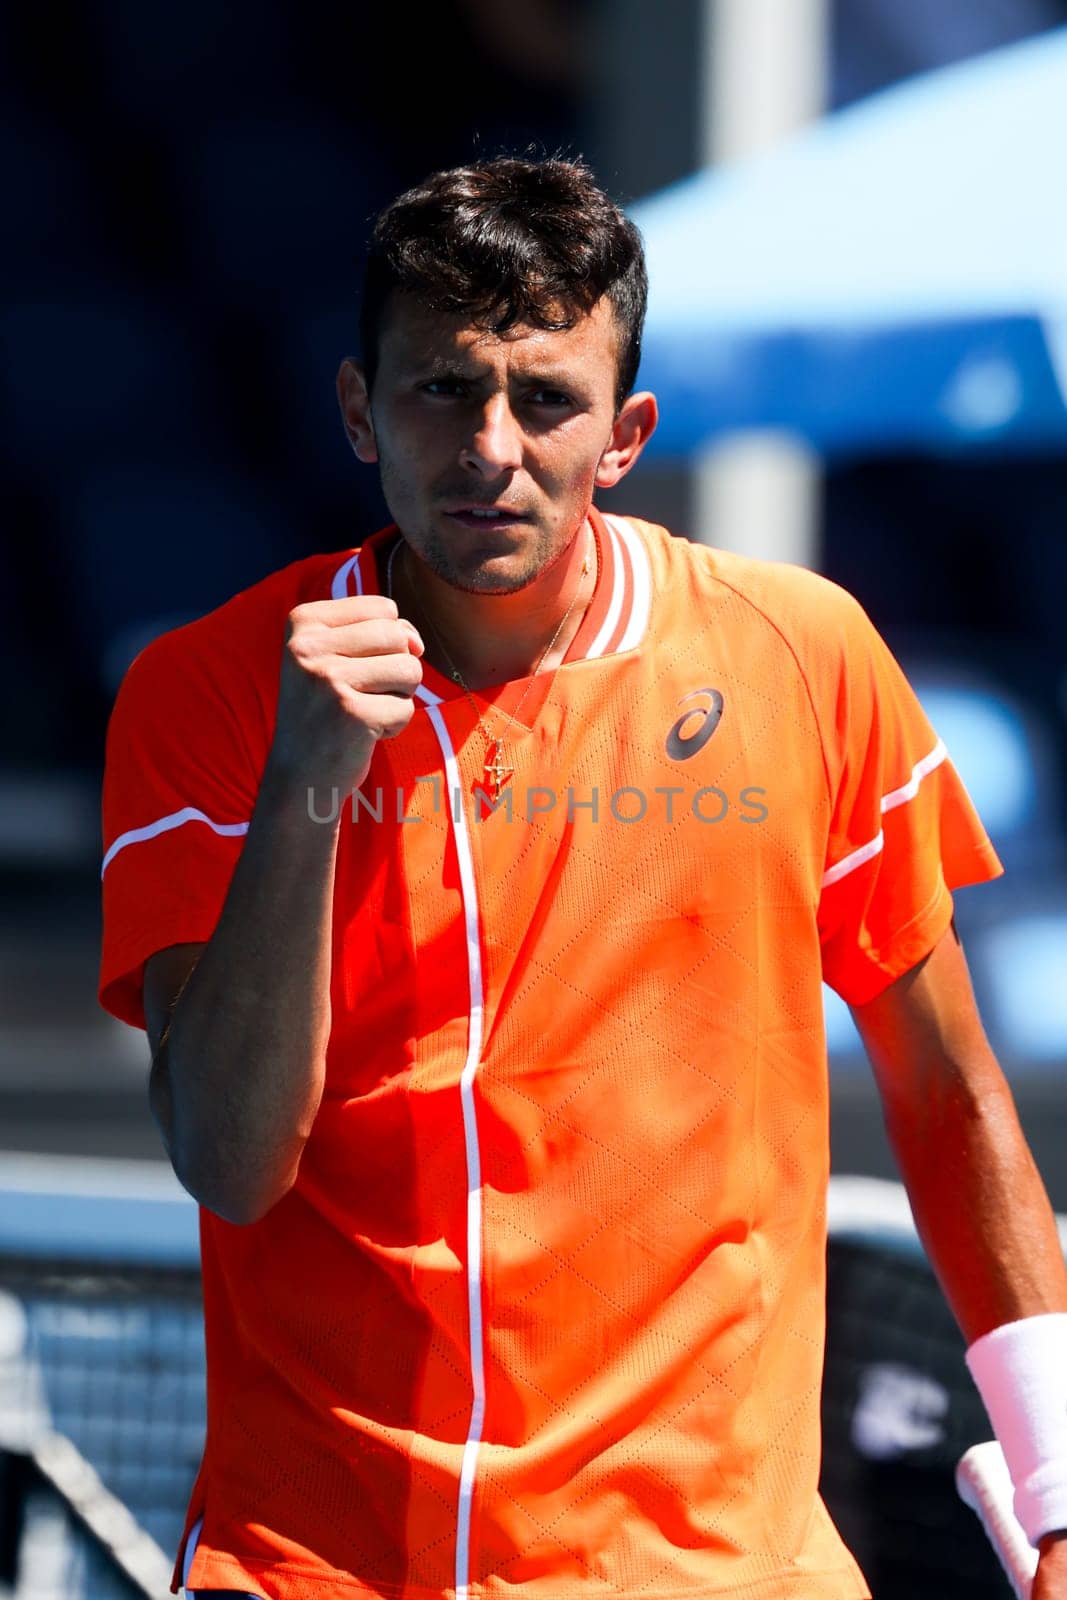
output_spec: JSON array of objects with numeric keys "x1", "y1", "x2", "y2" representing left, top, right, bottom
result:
[
  {"x1": 101, "y1": 807, "x2": 249, "y2": 878},
  {"x1": 821, "y1": 740, "x2": 948, "y2": 890}
]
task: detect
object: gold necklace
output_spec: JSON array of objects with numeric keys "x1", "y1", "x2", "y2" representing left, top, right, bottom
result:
[{"x1": 387, "y1": 527, "x2": 594, "y2": 800}]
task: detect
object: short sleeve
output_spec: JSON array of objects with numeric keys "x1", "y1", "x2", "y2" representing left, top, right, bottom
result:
[
  {"x1": 816, "y1": 591, "x2": 1003, "y2": 1005},
  {"x1": 99, "y1": 626, "x2": 267, "y2": 1029}
]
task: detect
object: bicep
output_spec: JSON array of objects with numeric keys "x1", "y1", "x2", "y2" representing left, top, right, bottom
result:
[
  {"x1": 850, "y1": 919, "x2": 1004, "y2": 1109},
  {"x1": 144, "y1": 943, "x2": 206, "y2": 1058}
]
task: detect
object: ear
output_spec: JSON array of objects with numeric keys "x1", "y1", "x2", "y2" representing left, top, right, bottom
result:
[
  {"x1": 337, "y1": 358, "x2": 378, "y2": 464},
  {"x1": 595, "y1": 391, "x2": 658, "y2": 489}
]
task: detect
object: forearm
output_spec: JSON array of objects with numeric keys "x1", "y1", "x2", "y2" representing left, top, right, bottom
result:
[
  {"x1": 855, "y1": 926, "x2": 1067, "y2": 1340},
  {"x1": 153, "y1": 767, "x2": 340, "y2": 1223},
  {"x1": 880, "y1": 1056, "x2": 1067, "y2": 1341}
]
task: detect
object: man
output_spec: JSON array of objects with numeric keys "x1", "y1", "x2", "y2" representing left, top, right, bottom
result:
[{"x1": 100, "y1": 156, "x2": 1067, "y2": 1600}]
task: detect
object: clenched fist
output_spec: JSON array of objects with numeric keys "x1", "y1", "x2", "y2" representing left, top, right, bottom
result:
[{"x1": 268, "y1": 594, "x2": 425, "y2": 791}]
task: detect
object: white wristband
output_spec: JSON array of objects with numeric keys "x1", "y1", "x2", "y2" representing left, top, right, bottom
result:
[{"x1": 966, "y1": 1313, "x2": 1067, "y2": 1548}]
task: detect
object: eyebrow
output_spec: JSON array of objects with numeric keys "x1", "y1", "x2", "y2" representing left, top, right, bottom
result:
[{"x1": 411, "y1": 359, "x2": 586, "y2": 393}]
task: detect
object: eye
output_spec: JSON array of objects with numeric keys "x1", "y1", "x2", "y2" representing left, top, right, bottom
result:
[
  {"x1": 422, "y1": 379, "x2": 466, "y2": 397},
  {"x1": 530, "y1": 388, "x2": 573, "y2": 408}
]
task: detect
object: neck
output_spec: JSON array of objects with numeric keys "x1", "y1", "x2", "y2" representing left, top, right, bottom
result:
[{"x1": 393, "y1": 523, "x2": 595, "y2": 689}]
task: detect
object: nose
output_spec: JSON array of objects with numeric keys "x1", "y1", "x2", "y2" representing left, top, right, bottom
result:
[{"x1": 461, "y1": 394, "x2": 522, "y2": 478}]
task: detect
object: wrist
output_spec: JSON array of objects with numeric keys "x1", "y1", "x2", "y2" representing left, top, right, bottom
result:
[
  {"x1": 257, "y1": 760, "x2": 350, "y2": 833},
  {"x1": 264, "y1": 720, "x2": 377, "y2": 799},
  {"x1": 966, "y1": 1313, "x2": 1067, "y2": 1548}
]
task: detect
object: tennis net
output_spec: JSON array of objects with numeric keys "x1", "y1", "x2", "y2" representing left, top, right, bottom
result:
[{"x1": 0, "y1": 1154, "x2": 202, "y2": 1599}]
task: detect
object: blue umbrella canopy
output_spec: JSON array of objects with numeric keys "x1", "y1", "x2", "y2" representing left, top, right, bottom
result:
[{"x1": 631, "y1": 29, "x2": 1067, "y2": 458}]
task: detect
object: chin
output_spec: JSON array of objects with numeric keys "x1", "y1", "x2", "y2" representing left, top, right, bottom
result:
[
  {"x1": 440, "y1": 561, "x2": 535, "y2": 597},
  {"x1": 417, "y1": 538, "x2": 548, "y2": 596}
]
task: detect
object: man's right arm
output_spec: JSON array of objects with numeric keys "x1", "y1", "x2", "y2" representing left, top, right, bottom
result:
[{"x1": 142, "y1": 593, "x2": 423, "y2": 1225}]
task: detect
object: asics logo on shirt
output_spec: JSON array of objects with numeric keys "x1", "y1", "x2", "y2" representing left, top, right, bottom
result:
[{"x1": 666, "y1": 689, "x2": 724, "y2": 761}]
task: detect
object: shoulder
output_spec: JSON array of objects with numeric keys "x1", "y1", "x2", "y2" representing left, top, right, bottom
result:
[
  {"x1": 107, "y1": 549, "x2": 362, "y2": 772},
  {"x1": 703, "y1": 545, "x2": 872, "y2": 660},
  {"x1": 117, "y1": 548, "x2": 357, "y2": 704},
  {"x1": 614, "y1": 514, "x2": 872, "y2": 657}
]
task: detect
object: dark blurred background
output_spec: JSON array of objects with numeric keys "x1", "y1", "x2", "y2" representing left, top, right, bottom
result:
[{"x1": 2, "y1": 0, "x2": 1066, "y2": 1190}]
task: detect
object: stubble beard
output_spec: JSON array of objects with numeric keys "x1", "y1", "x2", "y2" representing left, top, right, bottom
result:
[
  {"x1": 407, "y1": 522, "x2": 567, "y2": 595},
  {"x1": 382, "y1": 485, "x2": 584, "y2": 598},
  {"x1": 376, "y1": 442, "x2": 591, "y2": 594}
]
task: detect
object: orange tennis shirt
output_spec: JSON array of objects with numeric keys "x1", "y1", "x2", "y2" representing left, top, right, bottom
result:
[{"x1": 100, "y1": 511, "x2": 1002, "y2": 1600}]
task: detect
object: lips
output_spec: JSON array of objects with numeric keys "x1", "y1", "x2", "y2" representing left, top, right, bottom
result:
[{"x1": 445, "y1": 505, "x2": 527, "y2": 529}]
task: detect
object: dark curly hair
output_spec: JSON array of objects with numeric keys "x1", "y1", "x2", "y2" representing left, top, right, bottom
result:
[{"x1": 359, "y1": 155, "x2": 647, "y2": 414}]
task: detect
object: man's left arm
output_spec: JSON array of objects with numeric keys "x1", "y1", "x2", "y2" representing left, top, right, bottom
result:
[{"x1": 852, "y1": 919, "x2": 1067, "y2": 1595}]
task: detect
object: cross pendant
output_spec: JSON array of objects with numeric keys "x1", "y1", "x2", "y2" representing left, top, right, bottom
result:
[{"x1": 483, "y1": 740, "x2": 514, "y2": 800}]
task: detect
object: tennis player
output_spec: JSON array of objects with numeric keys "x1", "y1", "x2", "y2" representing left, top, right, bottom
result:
[{"x1": 100, "y1": 156, "x2": 1067, "y2": 1600}]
